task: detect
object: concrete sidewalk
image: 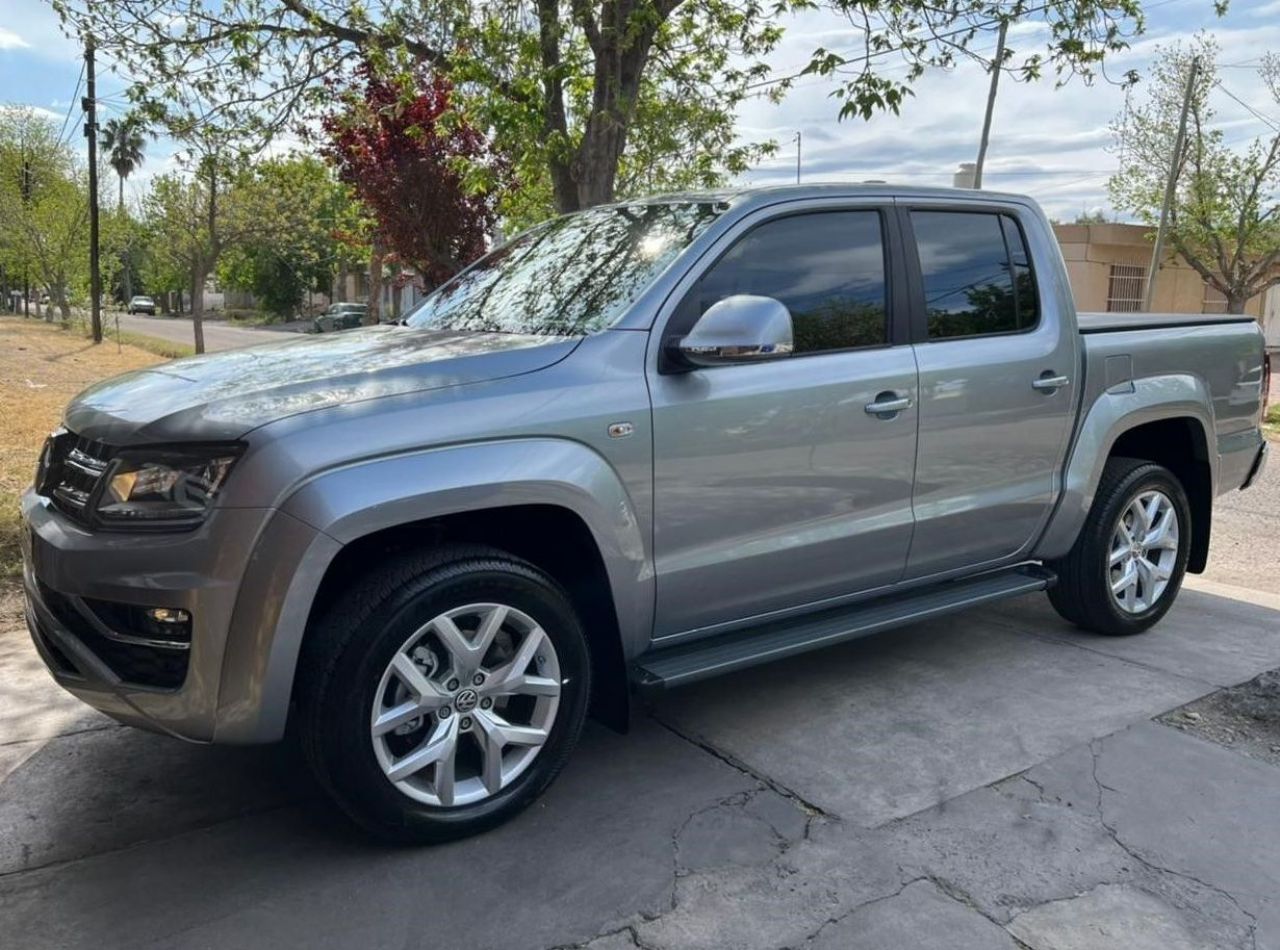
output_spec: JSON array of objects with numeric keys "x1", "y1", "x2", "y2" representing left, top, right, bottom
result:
[{"x1": 1, "y1": 466, "x2": 1278, "y2": 949}]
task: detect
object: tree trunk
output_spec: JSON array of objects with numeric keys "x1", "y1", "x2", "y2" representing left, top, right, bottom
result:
[
  {"x1": 1226, "y1": 292, "x2": 1248, "y2": 314},
  {"x1": 53, "y1": 276, "x2": 70, "y2": 322},
  {"x1": 570, "y1": 11, "x2": 656, "y2": 210},
  {"x1": 192, "y1": 267, "x2": 206, "y2": 353},
  {"x1": 367, "y1": 237, "x2": 384, "y2": 326}
]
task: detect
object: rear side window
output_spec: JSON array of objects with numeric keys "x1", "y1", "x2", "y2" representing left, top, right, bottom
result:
[
  {"x1": 911, "y1": 211, "x2": 1039, "y2": 339},
  {"x1": 682, "y1": 211, "x2": 888, "y2": 354}
]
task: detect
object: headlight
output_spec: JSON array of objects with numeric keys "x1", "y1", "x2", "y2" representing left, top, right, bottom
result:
[{"x1": 94, "y1": 446, "x2": 242, "y2": 527}]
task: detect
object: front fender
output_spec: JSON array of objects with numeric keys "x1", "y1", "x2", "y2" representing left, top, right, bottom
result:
[
  {"x1": 214, "y1": 438, "x2": 651, "y2": 743},
  {"x1": 1035, "y1": 374, "x2": 1216, "y2": 560}
]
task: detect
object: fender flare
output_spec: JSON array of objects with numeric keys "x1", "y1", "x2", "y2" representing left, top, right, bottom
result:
[
  {"x1": 214, "y1": 438, "x2": 650, "y2": 743},
  {"x1": 1035, "y1": 374, "x2": 1216, "y2": 561}
]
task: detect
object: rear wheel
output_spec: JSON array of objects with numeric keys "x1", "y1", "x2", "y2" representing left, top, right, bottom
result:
[
  {"x1": 297, "y1": 545, "x2": 591, "y2": 843},
  {"x1": 1048, "y1": 457, "x2": 1191, "y2": 636}
]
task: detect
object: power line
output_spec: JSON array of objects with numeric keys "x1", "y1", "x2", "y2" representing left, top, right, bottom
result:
[
  {"x1": 1214, "y1": 79, "x2": 1280, "y2": 134},
  {"x1": 55, "y1": 60, "x2": 86, "y2": 148}
]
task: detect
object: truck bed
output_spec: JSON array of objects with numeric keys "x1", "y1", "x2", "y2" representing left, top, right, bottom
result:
[{"x1": 1077, "y1": 312, "x2": 1258, "y2": 334}]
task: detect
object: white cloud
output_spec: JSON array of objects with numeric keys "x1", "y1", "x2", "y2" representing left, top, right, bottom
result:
[
  {"x1": 728, "y1": 4, "x2": 1280, "y2": 221},
  {"x1": 0, "y1": 27, "x2": 31, "y2": 50}
]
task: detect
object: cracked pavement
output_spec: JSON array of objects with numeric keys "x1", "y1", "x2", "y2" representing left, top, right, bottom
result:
[{"x1": 2, "y1": 465, "x2": 1279, "y2": 949}]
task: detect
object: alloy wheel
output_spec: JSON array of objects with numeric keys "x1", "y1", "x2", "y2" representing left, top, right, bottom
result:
[
  {"x1": 370, "y1": 602, "x2": 561, "y2": 807},
  {"x1": 1108, "y1": 489, "x2": 1180, "y2": 614}
]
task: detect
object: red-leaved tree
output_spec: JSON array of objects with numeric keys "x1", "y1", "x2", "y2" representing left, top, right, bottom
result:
[{"x1": 318, "y1": 65, "x2": 504, "y2": 323}]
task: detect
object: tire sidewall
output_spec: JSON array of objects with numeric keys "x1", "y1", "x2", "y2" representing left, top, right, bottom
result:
[
  {"x1": 1092, "y1": 465, "x2": 1191, "y2": 631},
  {"x1": 319, "y1": 563, "x2": 591, "y2": 842}
]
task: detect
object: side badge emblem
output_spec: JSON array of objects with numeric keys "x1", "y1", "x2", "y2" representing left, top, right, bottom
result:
[{"x1": 607, "y1": 422, "x2": 635, "y2": 439}]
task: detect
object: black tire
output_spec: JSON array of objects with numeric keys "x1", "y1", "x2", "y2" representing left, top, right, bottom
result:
[
  {"x1": 1048, "y1": 457, "x2": 1192, "y2": 636},
  {"x1": 296, "y1": 544, "x2": 591, "y2": 843}
]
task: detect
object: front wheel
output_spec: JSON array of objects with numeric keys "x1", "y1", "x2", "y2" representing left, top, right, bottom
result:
[
  {"x1": 1048, "y1": 457, "x2": 1191, "y2": 636},
  {"x1": 297, "y1": 546, "x2": 591, "y2": 843}
]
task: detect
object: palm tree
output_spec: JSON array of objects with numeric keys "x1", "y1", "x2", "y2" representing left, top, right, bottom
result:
[
  {"x1": 100, "y1": 116, "x2": 148, "y2": 304},
  {"x1": 100, "y1": 116, "x2": 147, "y2": 211}
]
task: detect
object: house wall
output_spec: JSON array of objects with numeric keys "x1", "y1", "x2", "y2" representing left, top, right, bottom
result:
[{"x1": 1052, "y1": 223, "x2": 1267, "y2": 317}]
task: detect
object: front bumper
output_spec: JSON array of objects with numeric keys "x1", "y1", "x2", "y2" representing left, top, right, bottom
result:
[{"x1": 20, "y1": 490, "x2": 301, "y2": 742}]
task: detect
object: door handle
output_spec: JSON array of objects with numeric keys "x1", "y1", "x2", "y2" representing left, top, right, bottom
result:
[
  {"x1": 865, "y1": 392, "x2": 913, "y2": 417},
  {"x1": 1032, "y1": 374, "x2": 1070, "y2": 392}
]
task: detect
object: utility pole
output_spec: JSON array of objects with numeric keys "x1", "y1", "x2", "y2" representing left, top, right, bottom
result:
[
  {"x1": 1143, "y1": 56, "x2": 1199, "y2": 312},
  {"x1": 794, "y1": 131, "x2": 802, "y2": 183},
  {"x1": 973, "y1": 19, "x2": 1008, "y2": 189},
  {"x1": 84, "y1": 34, "x2": 103, "y2": 342}
]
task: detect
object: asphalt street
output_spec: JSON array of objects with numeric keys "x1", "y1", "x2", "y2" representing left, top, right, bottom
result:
[
  {"x1": 108, "y1": 310, "x2": 302, "y2": 351},
  {"x1": 1, "y1": 453, "x2": 1278, "y2": 949}
]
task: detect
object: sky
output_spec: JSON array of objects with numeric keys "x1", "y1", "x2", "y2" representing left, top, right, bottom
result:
[{"x1": 1, "y1": 0, "x2": 1278, "y2": 220}]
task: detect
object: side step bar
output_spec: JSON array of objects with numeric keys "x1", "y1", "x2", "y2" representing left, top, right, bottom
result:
[{"x1": 633, "y1": 564, "x2": 1055, "y2": 689}]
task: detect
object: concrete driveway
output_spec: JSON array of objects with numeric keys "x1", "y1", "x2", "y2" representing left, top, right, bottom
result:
[{"x1": 2, "y1": 463, "x2": 1278, "y2": 950}]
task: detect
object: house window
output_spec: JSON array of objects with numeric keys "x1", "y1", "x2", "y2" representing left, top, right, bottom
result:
[
  {"x1": 1203, "y1": 283, "x2": 1228, "y2": 314},
  {"x1": 1107, "y1": 264, "x2": 1147, "y2": 313}
]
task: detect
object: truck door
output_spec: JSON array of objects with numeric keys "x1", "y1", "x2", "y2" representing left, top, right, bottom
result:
[
  {"x1": 648, "y1": 204, "x2": 919, "y2": 638},
  {"x1": 900, "y1": 204, "x2": 1078, "y2": 580}
]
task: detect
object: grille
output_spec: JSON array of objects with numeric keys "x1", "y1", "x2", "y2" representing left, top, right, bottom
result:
[{"x1": 38, "y1": 430, "x2": 114, "y2": 523}]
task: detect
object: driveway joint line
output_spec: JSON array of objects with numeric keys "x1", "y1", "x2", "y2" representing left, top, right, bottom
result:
[
  {"x1": 983, "y1": 615, "x2": 1225, "y2": 690},
  {"x1": 648, "y1": 714, "x2": 838, "y2": 824},
  {"x1": 1087, "y1": 735, "x2": 1261, "y2": 950}
]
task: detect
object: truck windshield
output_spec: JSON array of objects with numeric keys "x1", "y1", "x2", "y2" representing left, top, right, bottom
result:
[{"x1": 404, "y1": 201, "x2": 724, "y2": 336}]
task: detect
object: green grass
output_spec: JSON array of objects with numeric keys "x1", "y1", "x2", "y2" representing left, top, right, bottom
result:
[
  {"x1": 110, "y1": 330, "x2": 195, "y2": 359},
  {"x1": 69, "y1": 316, "x2": 195, "y2": 360}
]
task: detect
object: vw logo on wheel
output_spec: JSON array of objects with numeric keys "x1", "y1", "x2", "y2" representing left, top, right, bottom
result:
[{"x1": 454, "y1": 689, "x2": 479, "y2": 713}]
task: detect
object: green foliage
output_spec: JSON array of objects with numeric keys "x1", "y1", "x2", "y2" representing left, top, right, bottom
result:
[
  {"x1": 216, "y1": 155, "x2": 359, "y2": 317},
  {"x1": 51, "y1": 0, "x2": 1168, "y2": 225},
  {"x1": 0, "y1": 108, "x2": 90, "y2": 318},
  {"x1": 1109, "y1": 37, "x2": 1280, "y2": 311}
]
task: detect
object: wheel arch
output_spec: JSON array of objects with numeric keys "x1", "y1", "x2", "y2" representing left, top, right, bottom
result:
[
  {"x1": 1107, "y1": 418, "x2": 1213, "y2": 572},
  {"x1": 215, "y1": 439, "x2": 650, "y2": 743},
  {"x1": 301, "y1": 504, "x2": 632, "y2": 733},
  {"x1": 1036, "y1": 374, "x2": 1217, "y2": 567}
]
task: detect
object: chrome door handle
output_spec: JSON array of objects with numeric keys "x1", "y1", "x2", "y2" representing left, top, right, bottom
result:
[
  {"x1": 865, "y1": 393, "x2": 913, "y2": 416},
  {"x1": 1032, "y1": 374, "x2": 1070, "y2": 392}
]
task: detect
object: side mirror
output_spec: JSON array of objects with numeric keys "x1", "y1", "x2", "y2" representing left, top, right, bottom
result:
[{"x1": 671, "y1": 295, "x2": 795, "y2": 368}]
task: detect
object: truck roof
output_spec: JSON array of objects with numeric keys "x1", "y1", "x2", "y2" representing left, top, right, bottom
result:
[{"x1": 613, "y1": 182, "x2": 1035, "y2": 209}]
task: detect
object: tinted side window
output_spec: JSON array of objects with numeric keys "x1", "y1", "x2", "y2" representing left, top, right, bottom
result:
[
  {"x1": 912, "y1": 211, "x2": 1038, "y2": 339},
  {"x1": 685, "y1": 211, "x2": 888, "y2": 354}
]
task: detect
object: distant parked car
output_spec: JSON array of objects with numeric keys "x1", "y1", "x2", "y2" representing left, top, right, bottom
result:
[
  {"x1": 313, "y1": 302, "x2": 369, "y2": 333},
  {"x1": 127, "y1": 296, "x2": 157, "y2": 315}
]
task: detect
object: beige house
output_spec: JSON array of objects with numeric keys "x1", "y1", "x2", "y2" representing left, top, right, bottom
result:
[{"x1": 1052, "y1": 222, "x2": 1280, "y2": 348}]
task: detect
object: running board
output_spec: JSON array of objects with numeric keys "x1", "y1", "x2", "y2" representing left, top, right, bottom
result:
[{"x1": 633, "y1": 565, "x2": 1055, "y2": 689}]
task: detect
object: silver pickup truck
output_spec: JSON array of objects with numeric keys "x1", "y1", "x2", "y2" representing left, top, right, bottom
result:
[{"x1": 21, "y1": 185, "x2": 1270, "y2": 842}]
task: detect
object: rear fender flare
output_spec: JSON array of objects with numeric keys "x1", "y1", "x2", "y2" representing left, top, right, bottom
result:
[{"x1": 1036, "y1": 374, "x2": 1215, "y2": 560}]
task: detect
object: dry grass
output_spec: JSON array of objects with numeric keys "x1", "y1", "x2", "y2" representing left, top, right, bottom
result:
[{"x1": 0, "y1": 316, "x2": 167, "y2": 576}]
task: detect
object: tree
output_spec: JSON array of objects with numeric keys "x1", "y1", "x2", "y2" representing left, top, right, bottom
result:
[
  {"x1": 142, "y1": 152, "x2": 249, "y2": 352},
  {"x1": 54, "y1": 0, "x2": 1160, "y2": 217},
  {"x1": 1110, "y1": 39, "x2": 1280, "y2": 313},
  {"x1": 100, "y1": 116, "x2": 148, "y2": 211},
  {"x1": 217, "y1": 155, "x2": 363, "y2": 318},
  {"x1": 0, "y1": 108, "x2": 89, "y2": 321},
  {"x1": 317, "y1": 64, "x2": 502, "y2": 322},
  {"x1": 100, "y1": 115, "x2": 150, "y2": 303}
]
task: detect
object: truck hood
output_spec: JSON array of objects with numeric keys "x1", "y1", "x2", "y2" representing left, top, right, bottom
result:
[{"x1": 64, "y1": 326, "x2": 578, "y2": 443}]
